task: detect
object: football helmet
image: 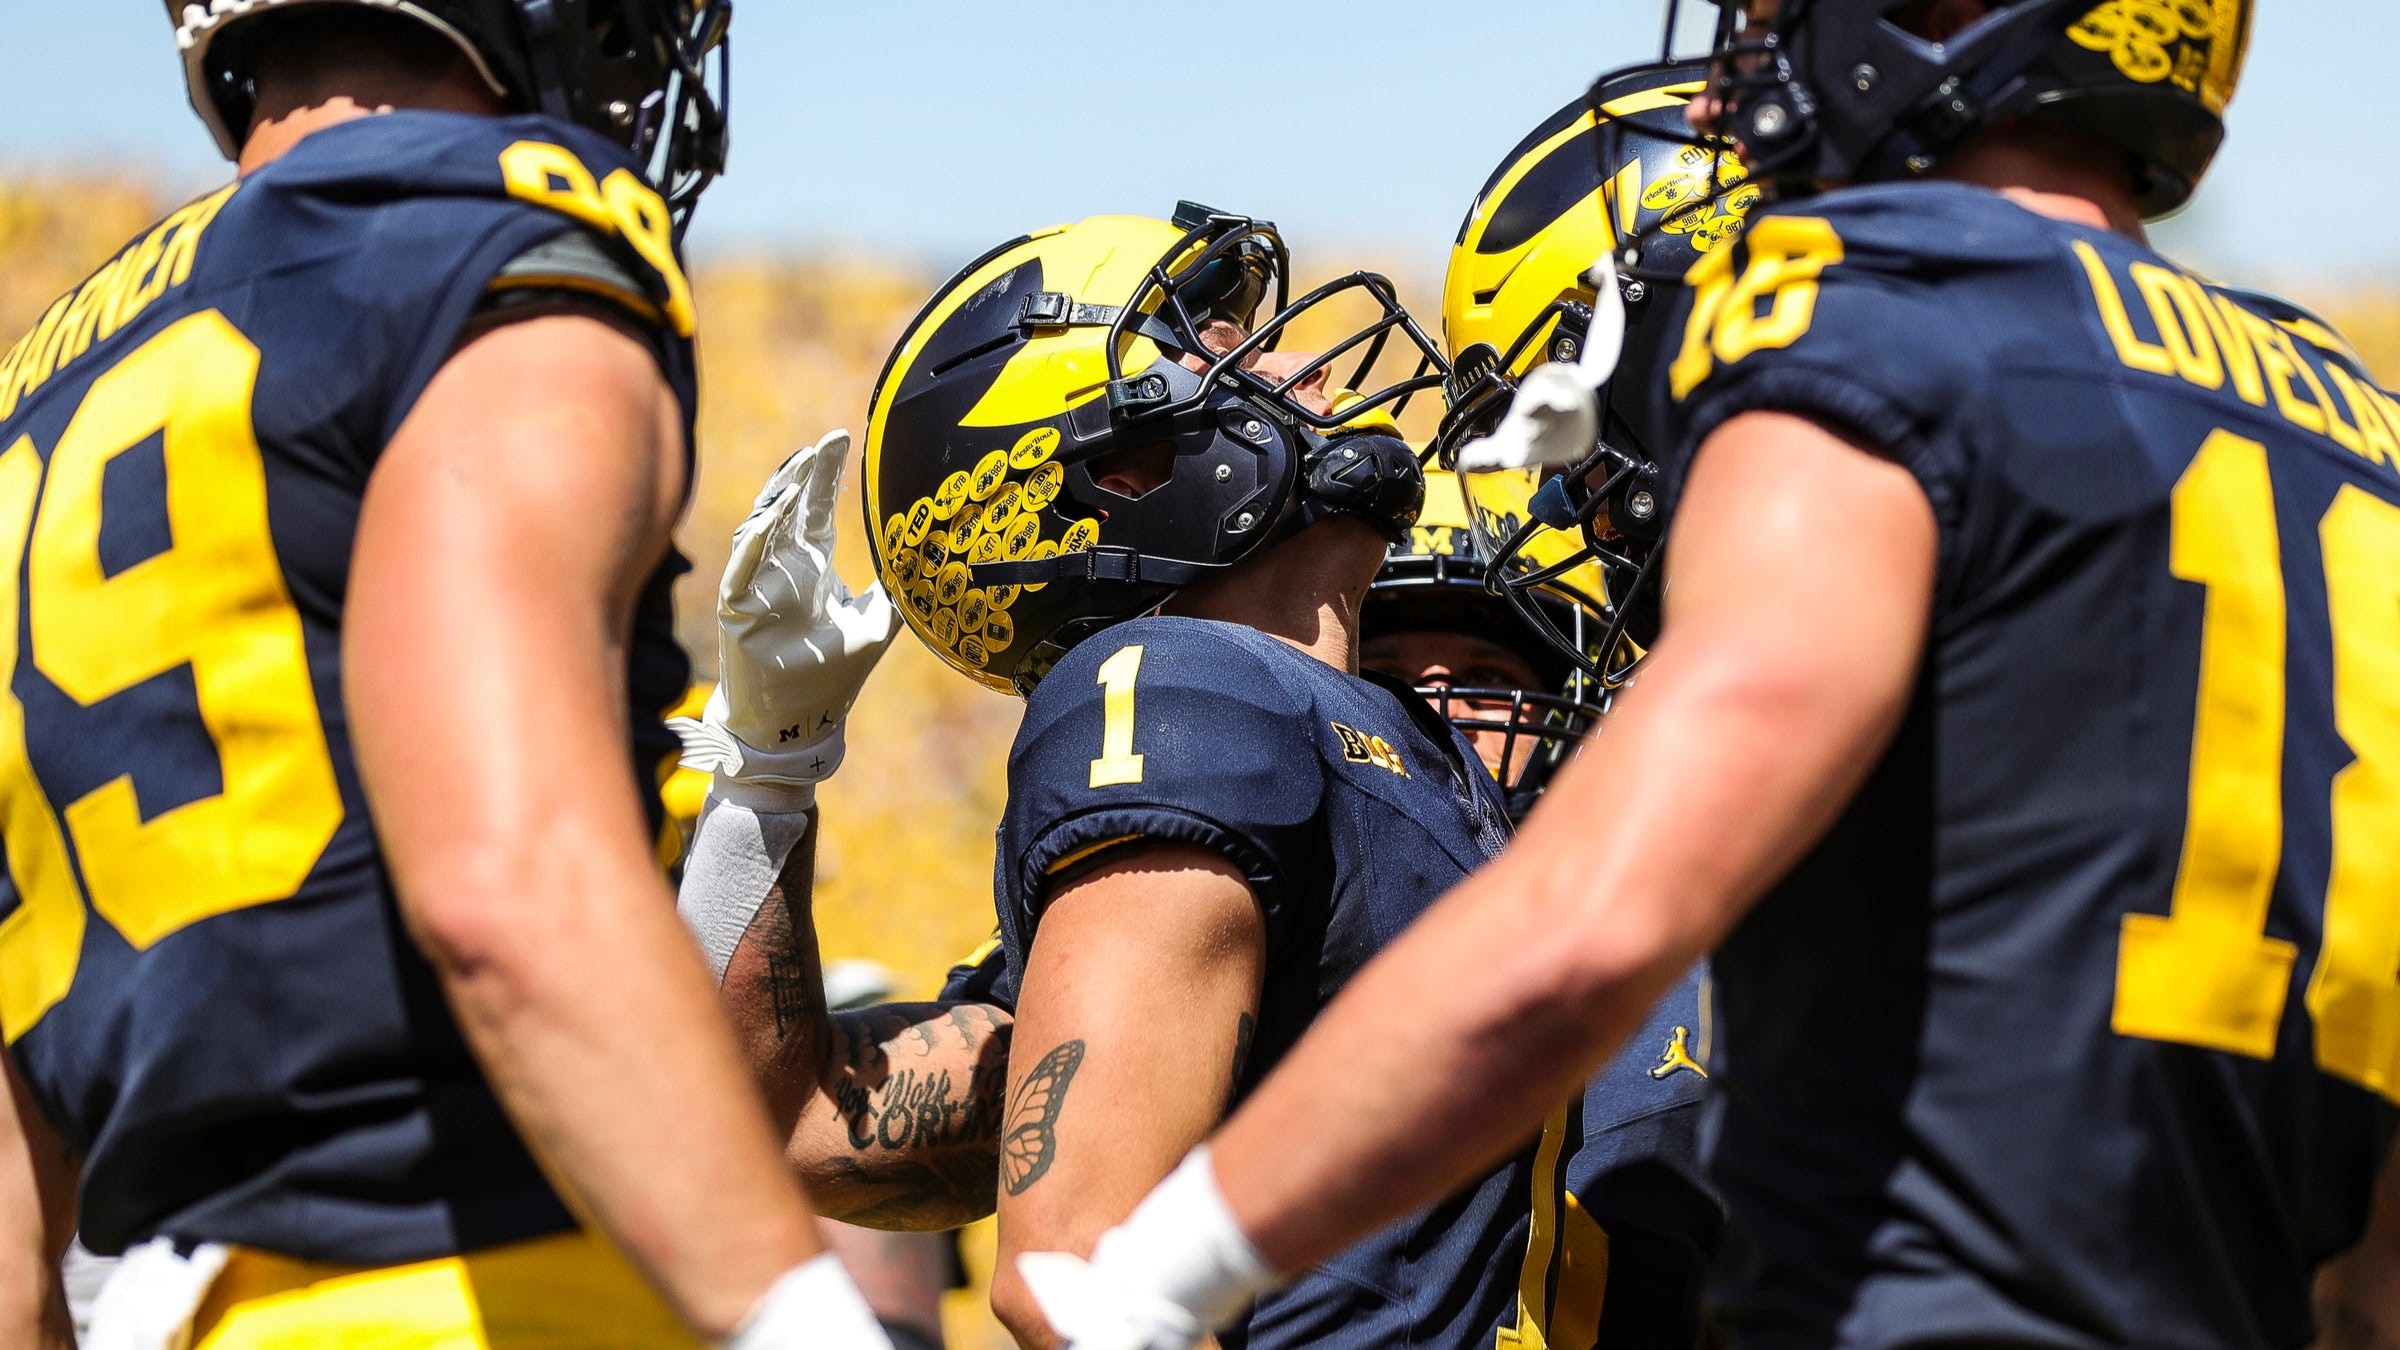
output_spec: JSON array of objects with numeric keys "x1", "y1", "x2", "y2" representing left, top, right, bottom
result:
[
  {"x1": 168, "y1": 0, "x2": 732, "y2": 222},
  {"x1": 1436, "y1": 63, "x2": 1752, "y2": 689},
  {"x1": 864, "y1": 203, "x2": 1443, "y2": 696},
  {"x1": 1625, "y1": 0, "x2": 2249, "y2": 218},
  {"x1": 1363, "y1": 468, "x2": 1603, "y2": 821}
]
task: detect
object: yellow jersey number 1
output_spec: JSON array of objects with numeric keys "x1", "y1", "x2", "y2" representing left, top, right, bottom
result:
[{"x1": 0, "y1": 311, "x2": 342, "y2": 1041}]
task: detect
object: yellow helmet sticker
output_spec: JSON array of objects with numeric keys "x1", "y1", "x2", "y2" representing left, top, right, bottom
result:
[
  {"x1": 2069, "y1": 0, "x2": 2249, "y2": 114},
  {"x1": 1005, "y1": 513, "x2": 1042, "y2": 560},
  {"x1": 984, "y1": 482, "x2": 1024, "y2": 536},
  {"x1": 933, "y1": 470, "x2": 973, "y2": 520},
  {"x1": 935, "y1": 561, "x2": 973, "y2": 608},
  {"x1": 969, "y1": 449, "x2": 1011, "y2": 501},
  {"x1": 1011, "y1": 426, "x2": 1062, "y2": 469},
  {"x1": 1022, "y1": 461, "x2": 1066, "y2": 512}
]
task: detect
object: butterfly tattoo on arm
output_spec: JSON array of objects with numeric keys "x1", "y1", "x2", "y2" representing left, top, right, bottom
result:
[{"x1": 1000, "y1": 1039, "x2": 1086, "y2": 1197}]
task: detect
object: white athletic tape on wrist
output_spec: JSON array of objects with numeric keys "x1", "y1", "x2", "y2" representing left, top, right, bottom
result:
[
  {"x1": 676, "y1": 793, "x2": 814, "y2": 983},
  {"x1": 722, "y1": 1254, "x2": 891, "y2": 1350}
]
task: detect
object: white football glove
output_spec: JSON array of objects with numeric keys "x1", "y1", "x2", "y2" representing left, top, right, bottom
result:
[
  {"x1": 1455, "y1": 251, "x2": 1628, "y2": 473},
  {"x1": 1016, "y1": 1149, "x2": 1279, "y2": 1350},
  {"x1": 721, "y1": 1254, "x2": 893, "y2": 1350},
  {"x1": 671, "y1": 431, "x2": 898, "y2": 806},
  {"x1": 1016, "y1": 1252, "x2": 1207, "y2": 1350}
]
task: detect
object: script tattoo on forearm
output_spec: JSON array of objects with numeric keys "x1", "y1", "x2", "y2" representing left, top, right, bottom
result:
[
  {"x1": 1000, "y1": 1039, "x2": 1086, "y2": 1197},
  {"x1": 766, "y1": 944, "x2": 817, "y2": 1044},
  {"x1": 803, "y1": 1001, "x2": 1015, "y2": 1230},
  {"x1": 831, "y1": 1007, "x2": 1010, "y2": 1153}
]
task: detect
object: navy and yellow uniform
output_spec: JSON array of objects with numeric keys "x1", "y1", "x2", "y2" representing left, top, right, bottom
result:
[
  {"x1": 1545, "y1": 968, "x2": 1719, "y2": 1350},
  {"x1": 0, "y1": 109, "x2": 696, "y2": 1275},
  {"x1": 977, "y1": 614, "x2": 1554, "y2": 1349},
  {"x1": 1657, "y1": 182, "x2": 2400, "y2": 1347}
]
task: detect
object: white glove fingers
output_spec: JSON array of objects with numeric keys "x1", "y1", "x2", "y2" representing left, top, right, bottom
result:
[
  {"x1": 720, "y1": 482, "x2": 797, "y2": 615},
  {"x1": 797, "y1": 430, "x2": 854, "y2": 551},
  {"x1": 754, "y1": 438, "x2": 819, "y2": 513},
  {"x1": 833, "y1": 582, "x2": 902, "y2": 649}
]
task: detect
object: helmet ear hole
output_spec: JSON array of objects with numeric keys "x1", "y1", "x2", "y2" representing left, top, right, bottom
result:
[{"x1": 1088, "y1": 442, "x2": 1177, "y2": 502}]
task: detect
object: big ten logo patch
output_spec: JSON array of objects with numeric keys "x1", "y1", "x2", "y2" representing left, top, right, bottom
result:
[{"x1": 1332, "y1": 723, "x2": 1410, "y2": 778}]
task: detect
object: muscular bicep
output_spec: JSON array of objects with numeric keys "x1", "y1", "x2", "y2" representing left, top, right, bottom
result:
[
  {"x1": 1554, "y1": 409, "x2": 1937, "y2": 947},
  {"x1": 350, "y1": 312, "x2": 686, "y2": 940},
  {"x1": 990, "y1": 844, "x2": 1266, "y2": 1346}
]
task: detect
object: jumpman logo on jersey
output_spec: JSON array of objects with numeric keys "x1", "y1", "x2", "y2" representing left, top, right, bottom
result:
[{"x1": 1650, "y1": 1025, "x2": 1707, "y2": 1081}]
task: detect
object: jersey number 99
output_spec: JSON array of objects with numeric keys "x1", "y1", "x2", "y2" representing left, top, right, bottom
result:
[{"x1": 0, "y1": 311, "x2": 341, "y2": 1041}]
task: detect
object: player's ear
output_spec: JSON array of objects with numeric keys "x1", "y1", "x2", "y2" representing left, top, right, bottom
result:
[{"x1": 1090, "y1": 441, "x2": 1176, "y2": 500}]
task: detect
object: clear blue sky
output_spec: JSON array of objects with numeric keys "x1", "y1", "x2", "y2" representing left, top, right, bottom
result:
[{"x1": 2, "y1": 4, "x2": 2383, "y2": 287}]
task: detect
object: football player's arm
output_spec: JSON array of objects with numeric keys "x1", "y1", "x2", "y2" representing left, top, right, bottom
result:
[
  {"x1": 990, "y1": 846, "x2": 1265, "y2": 1350},
  {"x1": 0, "y1": 1050, "x2": 73, "y2": 1349},
  {"x1": 2315, "y1": 1134, "x2": 2400, "y2": 1350},
  {"x1": 1206, "y1": 412, "x2": 1934, "y2": 1266},
  {"x1": 717, "y1": 816, "x2": 1014, "y2": 1232},
  {"x1": 1198, "y1": 412, "x2": 1935, "y2": 1269},
  {"x1": 1019, "y1": 413, "x2": 1935, "y2": 1343},
  {"x1": 348, "y1": 312, "x2": 843, "y2": 1343}
]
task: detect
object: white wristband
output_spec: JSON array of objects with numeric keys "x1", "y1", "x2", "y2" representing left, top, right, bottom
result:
[
  {"x1": 721, "y1": 1254, "x2": 891, "y2": 1350},
  {"x1": 1095, "y1": 1147, "x2": 1280, "y2": 1330}
]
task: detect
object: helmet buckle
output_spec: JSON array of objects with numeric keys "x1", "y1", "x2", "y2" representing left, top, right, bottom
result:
[
  {"x1": 1017, "y1": 291, "x2": 1122, "y2": 331},
  {"x1": 1106, "y1": 374, "x2": 1173, "y2": 418}
]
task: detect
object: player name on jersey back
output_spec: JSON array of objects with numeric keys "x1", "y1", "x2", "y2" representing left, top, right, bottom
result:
[{"x1": 2074, "y1": 243, "x2": 2400, "y2": 485}]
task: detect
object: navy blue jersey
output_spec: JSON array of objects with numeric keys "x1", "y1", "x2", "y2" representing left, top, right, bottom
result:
[
  {"x1": 0, "y1": 111, "x2": 699, "y2": 1264},
  {"x1": 1657, "y1": 181, "x2": 2400, "y2": 1349},
  {"x1": 993, "y1": 616, "x2": 1540, "y2": 1350},
  {"x1": 1545, "y1": 965, "x2": 1720, "y2": 1350}
]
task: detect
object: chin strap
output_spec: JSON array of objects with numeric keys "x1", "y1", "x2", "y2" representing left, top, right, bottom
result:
[{"x1": 971, "y1": 547, "x2": 1231, "y2": 590}]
